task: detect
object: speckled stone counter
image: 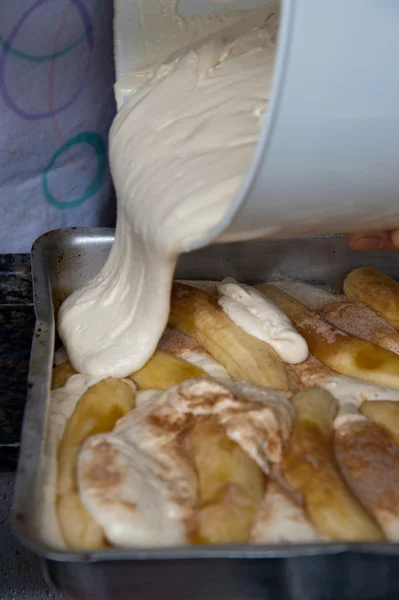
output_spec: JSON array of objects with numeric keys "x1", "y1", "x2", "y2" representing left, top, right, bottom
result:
[{"x1": 0, "y1": 255, "x2": 35, "y2": 471}]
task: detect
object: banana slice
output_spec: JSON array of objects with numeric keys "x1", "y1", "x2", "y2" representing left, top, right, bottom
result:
[
  {"x1": 169, "y1": 282, "x2": 291, "y2": 392},
  {"x1": 282, "y1": 387, "x2": 383, "y2": 541},
  {"x1": 335, "y1": 419, "x2": 399, "y2": 540},
  {"x1": 257, "y1": 284, "x2": 399, "y2": 390},
  {"x1": 158, "y1": 326, "x2": 205, "y2": 356},
  {"x1": 77, "y1": 379, "x2": 292, "y2": 548},
  {"x1": 344, "y1": 267, "x2": 399, "y2": 331},
  {"x1": 188, "y1": 420, "x2": 265, "y2": 544},
  {"x1": 130, "y1": 349, "x2": 207, "y2": 390},
  {"x1": 271, "y1": 281, "x2": 399, "y2": 355},
  {"x1": 52, "y1": 362, "x2": 76, "y2": 390},
  {"x1": 360, "y1": 401, "x2": 399, "y2": 445},
  {"x1": 159, "y1": 326, "x2": 231, "y2": 383},
  {"x1": 291, "y1": 355, "x2": 399, "y2": 429},
  {"x1": 40, "y1": 374, "x2": 103, "y2": 549},
  {"x1": 57, "y1": 377, "x2": 135, "y2": 549},
  {"x1": 319, "y1": 300, "x2": 399, "y2": 356}
]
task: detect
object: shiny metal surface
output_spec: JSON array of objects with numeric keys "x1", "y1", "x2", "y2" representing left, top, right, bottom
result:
[{"x1": 13, "y1": 228, "x2": 399, "y2": 600}]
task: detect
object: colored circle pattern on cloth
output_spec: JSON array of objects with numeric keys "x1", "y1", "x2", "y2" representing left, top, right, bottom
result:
[
  {"x1": 0, "y1": 0, "x2": 108, "y2": 210},
  {"x1": 0, "y1": 0, "x2": 100, "y2": 63},
  {"x1": 42, "y1": 132, "x2": 106, "y2": 209},
  {"x1": 0, "y1": 0, "x2": 94, "y2": 120}
]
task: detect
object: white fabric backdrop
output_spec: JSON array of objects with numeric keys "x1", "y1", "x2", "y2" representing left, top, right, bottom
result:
[{"x1": 0, "y1": 0, "x2": 116, "y2": 253}]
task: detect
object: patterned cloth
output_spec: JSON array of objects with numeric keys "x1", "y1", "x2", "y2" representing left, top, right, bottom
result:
[{"x1": 0, "y1": 0, "x2": 116, "y2": 253}]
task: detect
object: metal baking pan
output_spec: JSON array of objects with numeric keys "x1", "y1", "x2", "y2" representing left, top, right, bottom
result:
[{"x1": 13, "y1": 228, "x2": 399, "y2": 600}]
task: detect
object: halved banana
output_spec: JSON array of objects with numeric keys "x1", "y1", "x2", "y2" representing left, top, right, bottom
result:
[
  {"x1": 169, "y1": 283, "x2": 291, "y2": 392},
  {"x1": 57, "y1": 377, "x2": 135, "y2": 549},
  {"x1": 335, "y1": 419, "x2": 399, "y2": 540},
  {"x1": 188, "y1": 420, "x2": 265, "y2": 544},
  {"x1": 272, "y1": 281, "x2": 399, "y2": 355},
  {"x1": 319, "y1": 300, "x2": 399, "y2": 355},
  {"x1": 344, "y1": 267, "x2": 399, "y2": 331},
  {"x1": 52, "y1": 362, "x2": 76, "y2": 390},
  {"x1": 130, "y1": 349, "x2": 207, "y2": 390},
  {"x1": 360, "y1": 401, "x2": 399, "y2": 446},
  {"x1": 282, "y1": 387, "x2": 383, "y2": 541},
  {"x1": 257, "y1": 284, "x2": 399, "y2": 390}
]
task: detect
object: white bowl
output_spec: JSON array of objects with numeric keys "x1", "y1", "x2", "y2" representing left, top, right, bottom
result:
[{"x1": 114, "y1": 0, "x2": 399, "y2": 245}]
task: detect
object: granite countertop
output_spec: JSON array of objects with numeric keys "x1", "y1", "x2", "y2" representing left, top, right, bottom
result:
[
  {"x1": 0, "y1": 255, "x2": 62, "y2": 598},
  {"x1": 0, "y1": 255, "x2": 35, "y2": 470}
]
